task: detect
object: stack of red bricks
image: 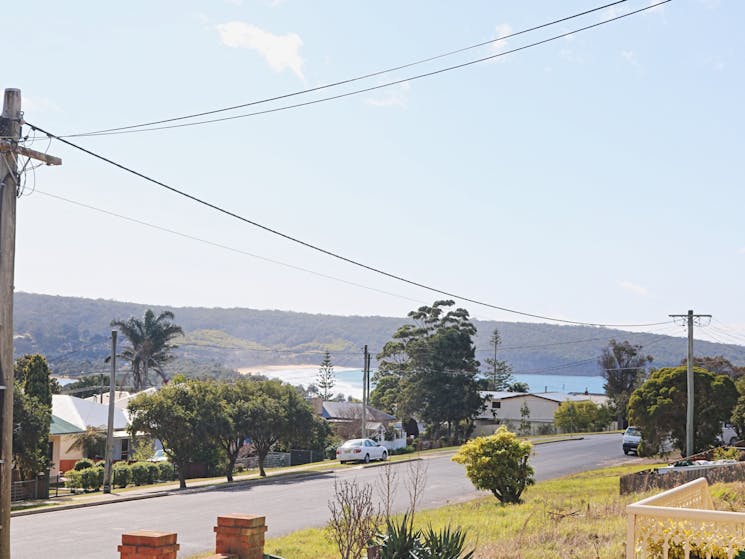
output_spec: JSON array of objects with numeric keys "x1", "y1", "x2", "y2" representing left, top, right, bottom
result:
[
  {"x1": 214, "y1": 514, "x2": 268, "y2": 559},
  {"x1": 117, "y1": 531, "x2": 179, "y2": 559},
  {"x1": 118, "y1": 514, "x2": 267, "y2": 559}
]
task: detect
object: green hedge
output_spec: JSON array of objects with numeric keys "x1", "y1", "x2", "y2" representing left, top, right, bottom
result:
[
  {"x1": 113, "y1": 463, "x2": 131, "y2": 488},
  {"x1": 66, "y1": 460, "x2": 173, "y2": 490}
]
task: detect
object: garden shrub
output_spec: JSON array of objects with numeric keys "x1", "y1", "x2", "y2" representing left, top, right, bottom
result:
[
  {"x1": 112, "y1": 463, "x2": 131, "y2": 488},
  {"x1": 80, "y1": 467, "x2": 102, "y2": 491},
  {"x1": 130, "y1": 462, "x2": 150, "y2": 486},
  {"x1": 73, "y1": 458, "x2": 94, "y2": 471},
  {"x1": 146, "y1": 463, "x2": 160, "y2": 483},
  {"x1": 157, "y1": 461, "x2": 174, "y2": 481},
  {"x1": 64, "y1": 469, "x2": 82, "y2": 489},
  {"x1": 452, "y1": 425, "x2": 534, "y2": 504}
]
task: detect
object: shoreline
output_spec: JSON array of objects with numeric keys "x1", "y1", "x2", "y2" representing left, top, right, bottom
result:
[{"x1": 236, "y1": 364, "x2": 359, "y2": 375}]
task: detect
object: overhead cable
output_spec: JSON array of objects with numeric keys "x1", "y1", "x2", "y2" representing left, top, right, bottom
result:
[
  {"x1": 61, "y1": 0, "x2": 669, "y2": 137},
  {"x1": 63, "y1": 0, "x2": 632, "y2": 138},
  {"x1": 24, "y1": 122, "x2": 671, "y2": 329}
]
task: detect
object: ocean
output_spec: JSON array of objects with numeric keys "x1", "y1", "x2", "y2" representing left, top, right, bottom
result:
[{"x1": 257, "y1": 368, "x2": 606, "y2": 400}]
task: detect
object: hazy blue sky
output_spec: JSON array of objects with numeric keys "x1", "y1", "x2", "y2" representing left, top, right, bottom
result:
[{"x1": 4, "y1": 0, "x2": 744, "y2": 343}]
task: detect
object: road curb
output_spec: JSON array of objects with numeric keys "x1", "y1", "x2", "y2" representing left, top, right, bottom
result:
[{"x1": 10, "y1": 470, "x2": 331, "y2": 517}]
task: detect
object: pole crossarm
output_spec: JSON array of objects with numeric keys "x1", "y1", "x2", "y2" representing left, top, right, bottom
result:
[{"x1": 0, "y1": 140, "x2": 62, "y2": 166}]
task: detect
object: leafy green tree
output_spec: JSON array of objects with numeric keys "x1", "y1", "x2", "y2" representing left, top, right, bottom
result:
[
  {"x1": 62, "y1": 374, "x2": 109, "y2": 399},
  {"x1": 371, "y1": 300, "x2": 482, "y2": 440},
  {"x1": 242, "y1": 379, "x2": 321, "y2": 477},
  {"x1": 316, "y1": 351, "x2": 336, "y2": 401},
  {"x1": 128, "y1": 380, "x2": 219, "y2": 488},
  {"x1": 628, "y1": 367, "x2": 737, "y2": 455},
  {"x1": 111, "y1": 309, "x2": 184, "y2": 391},
  {"x1": 681, "y1": 355, "x2": 745, "y2": 379},
  {"x1": 507, "y1": 381, "x2": 529, "y2": 393},
  {"x1": 15, "y1": 353, "x2": 56, "y2": 406},
  {"x1": 484, "y1": 328, "x2": 514, "y2": 391},
  {"x1": 599, "y1": 339, "x2": 653, "y2": 428},
  {"x1": 12, "y1": 382, "x2": 51, "y2": 480},
  {"x1": 730, "y1": 376, "x2": 745, "y2": 439},
  {"x1": 554, "y1": 400, "x2": 613, "y2": 433},
  {"x1": 12, "y1": 354, "x2": 55, "y2": 480},
  {"x1": 452, "y1": 426, "x2": 534, "y2": 504}
]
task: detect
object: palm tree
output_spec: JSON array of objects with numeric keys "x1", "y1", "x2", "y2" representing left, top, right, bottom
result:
[
  {"x1": 67, "y1": 425, "x2": 107, "y2": 459},
  {"x1": 111, "y1": 309, "x2": 184, "y2": 391}
]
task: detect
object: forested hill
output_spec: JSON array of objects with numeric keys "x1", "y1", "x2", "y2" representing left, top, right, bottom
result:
[{"x1": 12, "y1": 292, "x2": 745, "y2": 379}]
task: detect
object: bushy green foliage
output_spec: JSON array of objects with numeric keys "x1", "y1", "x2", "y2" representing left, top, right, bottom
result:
[
  {"x1": 130, "y1": 462, "x2": 151, "y2": 486},
  {"x1": 12, "y1": 382, "x2": 51, "y2": 480},
  {"x1": 452, "y1": 426, "x2": 534, "y2": 504},
  {"x1": 731, "y1": 376, "x2": 745, "y2": 439},
  {"x1": 74, "y1": 458, "x2": 95, "y2": 471},
  {"x1": 554, "y1": 400, "x2": 614, "y2": 433},
  {"x1": 64, "y1": 469, "x2": 82, "y2": 489},
  {"x1": 628, "y1": 367, "x2": 738, "y2": 455},
  {"x1": 112, "y1": 463, "x2": 131, "y2": 488},
  {"x1": 80, "y1": 467, "x2": 103, "y2": 491},
  {"x1": 145, "y1": 462, "x2": 159, "y2": 483},
  {"x1": 372, "y1": 300, "x2": 483, "y2": 441},
  {"x1": 390, "y1": 445, "x2": 415, "y2": 455},
  {"x1": 157, "y1": 461, "x2": 174, "y2": 481}
]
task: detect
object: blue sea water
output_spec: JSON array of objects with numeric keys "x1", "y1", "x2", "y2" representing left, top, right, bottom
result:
[{"x1": 262, "y1": 368, "x2": 605, "y2": 400}]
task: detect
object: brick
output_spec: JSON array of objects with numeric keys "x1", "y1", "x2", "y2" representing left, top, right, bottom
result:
[
  {"x1": 217, "y1": 514, "x2": 266, "y2": 529},
  {"x1": 121, "y1": 531, "x2": 178, "y2": 547}
]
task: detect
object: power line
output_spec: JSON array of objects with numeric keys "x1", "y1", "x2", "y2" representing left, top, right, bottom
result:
[
  {"x1": 60, "y1": 0, "x2": 669, "y2": 138},
  {"x1": 35, "y1": 189, "x2": 427, "y2": 306},
  {"x1": 23, "y1": 122, "x2": 671, "y2": 329},
  {"x1": 63, "y1": 1, "x2": 631, "y2": 137}
]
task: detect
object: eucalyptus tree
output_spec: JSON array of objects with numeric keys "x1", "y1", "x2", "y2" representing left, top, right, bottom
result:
[{"x1": 111, "y1": 309, "x2": 184, "y2": 391}]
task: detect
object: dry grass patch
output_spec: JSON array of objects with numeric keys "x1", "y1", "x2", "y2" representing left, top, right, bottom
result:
[{"x1": 265, "y1": 464, "x2": 662, "y2": 559}]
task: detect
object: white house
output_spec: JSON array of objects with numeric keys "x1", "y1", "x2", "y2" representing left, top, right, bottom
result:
[
  {"x1": 50, "y1": 394, "x2": 130, "y2": 475},
  {"x1": 474, "y1": 391, "x2": 597, "y2": 436}
]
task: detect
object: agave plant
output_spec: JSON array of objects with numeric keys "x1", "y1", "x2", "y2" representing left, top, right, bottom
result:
[
  {"x1": 375, "y1": 514, "x2": 422, "y2": 559},
  {"x1": 416, "y1": 525, "x2": 474, "y2": 559}
]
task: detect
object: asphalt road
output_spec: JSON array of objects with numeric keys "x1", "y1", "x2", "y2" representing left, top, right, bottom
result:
[{"x1": 11, "y1": 433, "x2": 635, "y2": 558}]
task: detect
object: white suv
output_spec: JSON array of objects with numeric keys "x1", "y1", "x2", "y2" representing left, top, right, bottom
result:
[{"x1": 623, "y1": 426, "x2": 642, "y2": 455}]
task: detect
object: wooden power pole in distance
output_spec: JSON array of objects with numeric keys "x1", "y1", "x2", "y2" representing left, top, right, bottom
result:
[{"x1": 0, "y1": 88, "x2": 61, "y2": 559}]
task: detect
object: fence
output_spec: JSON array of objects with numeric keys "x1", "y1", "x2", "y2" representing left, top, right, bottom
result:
[
  {"x1": 626, "y1": 477, "x2": 745, "y2": 558},
  {"x1": 620, "y1": 461, "x2": 745, "y2": 495},
  {"x1": 238, "y1": 450, "x2": 324, "y2": 470}
]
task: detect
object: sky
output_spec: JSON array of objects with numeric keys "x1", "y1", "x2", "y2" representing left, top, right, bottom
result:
[{"x1": 3, "y1": 0, "x2": 745, "y2": 345}]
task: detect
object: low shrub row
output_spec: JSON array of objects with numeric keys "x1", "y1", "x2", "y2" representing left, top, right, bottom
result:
[{"x1": 65, "y1": 460, "x2": 174, "y2": 491}]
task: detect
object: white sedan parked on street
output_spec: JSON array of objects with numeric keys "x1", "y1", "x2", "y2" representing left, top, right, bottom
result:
[{"x1": 336, "y1": 438, "x2": 388, "y2": 464}]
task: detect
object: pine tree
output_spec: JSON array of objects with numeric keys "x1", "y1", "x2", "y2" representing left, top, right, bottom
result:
[
  {"x1": 316, "y1": 351, "x2": 336, "y2": 401},
  {"x1": 484, "y1": 329, "x2": 514, "y2": 391}
]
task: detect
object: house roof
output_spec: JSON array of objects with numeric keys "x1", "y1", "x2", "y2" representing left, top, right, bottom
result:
[
  {"x1": 480, "y1": 391, "x2": 591, "y2": 404},
  {"x1": 52, "y1": 394, "x2": 129, "y2": 431},
  {"x1": 50, "y1": 414, "x2": 85, "y2": 436},
  {"x1": 320, "y1": 401, "x2": 397, "y2": 422}
]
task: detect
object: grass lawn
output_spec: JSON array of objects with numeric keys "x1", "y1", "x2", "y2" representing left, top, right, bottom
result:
[{"x1": 263, "y1": 464, "x2": 745, "y2": 559}]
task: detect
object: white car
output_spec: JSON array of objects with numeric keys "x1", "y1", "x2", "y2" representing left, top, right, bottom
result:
[
  {"x1": 336, "y1": 438, "x2": 388, "y2": 464},
  {"x1": 622, "y1": 426, "x2": 642, "y2": 455}
]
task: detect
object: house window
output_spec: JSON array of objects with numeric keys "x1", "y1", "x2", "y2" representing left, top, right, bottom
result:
[
  {"x1": 121, "y1": 439, "x2": 129, "y2": 461},
  {"x1": 491, "y1": 401, "x2": 501, "y2": 409}
]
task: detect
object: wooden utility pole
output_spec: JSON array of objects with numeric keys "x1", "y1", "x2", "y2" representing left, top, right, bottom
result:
[
  {"x1": 0, "y1": 88, "x2": 60, "y2": 558},
  {"x1": 0, "y1": 88, "x2": 21, "y2": 559},
  {"x1": 669, "y1": 310, "x2": 711, "y2": 458}
]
